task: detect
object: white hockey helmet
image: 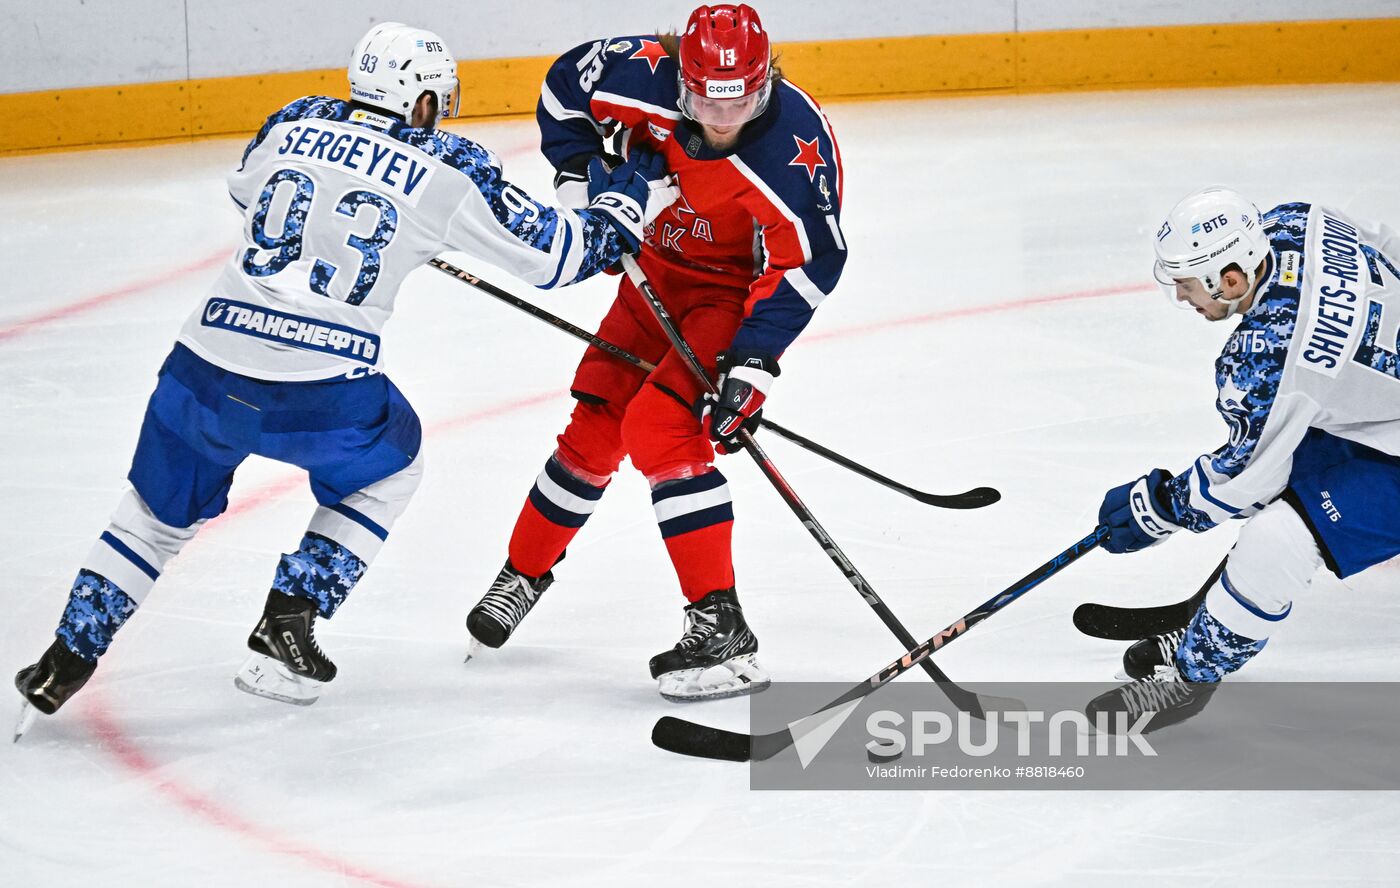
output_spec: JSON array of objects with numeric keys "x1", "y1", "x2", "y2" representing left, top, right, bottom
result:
[
  {"x1": 1153, "y1": 186, "x2": 1271, "y2": 316},
  {"x1": 348, "y1": 22, "x2": 460, "y2": 127}
]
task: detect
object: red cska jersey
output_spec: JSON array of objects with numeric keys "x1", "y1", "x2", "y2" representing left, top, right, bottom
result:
[{"x1": 537, "y1": 35, "x2": 847, "y2": 357}]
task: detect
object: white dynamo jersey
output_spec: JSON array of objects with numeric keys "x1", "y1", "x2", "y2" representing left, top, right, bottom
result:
[
  {"x1": 178, "y1": 96, "x2": 621, "y2": 381},
  {"x1": 1166, "y1": 202, "x2": 1400, "y2": 530}
]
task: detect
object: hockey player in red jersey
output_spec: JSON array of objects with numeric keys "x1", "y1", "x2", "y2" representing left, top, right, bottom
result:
[{"x1": 465, "y1": 4, "x2": 847, "y2": 701}]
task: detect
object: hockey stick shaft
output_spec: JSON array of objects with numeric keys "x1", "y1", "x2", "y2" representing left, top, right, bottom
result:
[
  {"x1": 618, "y1": 255, "x2": 996, "y2": 717},
  {"x1": 427, "y1": 257, "x2": 998, "y2": 509},
  {"x1": 654, "y1": 526, "x2": 1110, "y2": 760}
]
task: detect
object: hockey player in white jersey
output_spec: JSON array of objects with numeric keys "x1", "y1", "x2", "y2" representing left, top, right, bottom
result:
[
  {"x1": 1086, "y1": 186, "x2": 1400, "y2": 730},
  {"x1": 12, "y1": 22, "x2": 678, "y2": 736}
]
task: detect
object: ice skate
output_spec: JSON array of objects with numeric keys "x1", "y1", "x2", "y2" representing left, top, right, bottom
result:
[
  {"x1": 235, "y1": 591, "x2": 336, "y2": 706},
  {"x1": 13, "y1": 640, "x2": 97, "y2": 741},
  {"x1": 1085, "y1": 665, "x2": 1218, "y2": 734},
  {"x1": 1119, "y1": 627, "x2": 1187, "y2": 680},
  {"x1": 649, "y1": 588, "x2": 770, "y2": 702},
  {"x1": 466, "y1": 560, "x2": 556, "y2": 653}
]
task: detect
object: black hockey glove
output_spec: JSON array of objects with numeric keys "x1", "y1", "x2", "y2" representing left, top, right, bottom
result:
[{"x1": 698, "y1": 349, "x2": 780, "y2": 454}]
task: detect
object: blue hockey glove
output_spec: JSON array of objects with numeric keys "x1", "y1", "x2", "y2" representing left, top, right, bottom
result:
[
  {"x1": 553, "y1": 152, "x2": 622, "y2": 207},
  {"x1": 586, "y1": 148, "x2": 678, "y2": 253},
  {"x1": 1098, "y1": 468, "x2": 1180, "y2": 554},
  {"x1": 698, "y1": 349, "x2": 779, "y2": 454}
]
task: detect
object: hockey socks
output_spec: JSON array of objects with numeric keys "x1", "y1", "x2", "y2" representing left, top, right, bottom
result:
[
  {"x1": 509, "y1": 453, "x2": 609, "y2": 578},
  {"x1": 272, "y1": 532, "x2": 367, "y2": 619},
  {"x1": 651, "y1": 469, "x2": 735, "y2": 602},
  {"x1": 1174, "y1": 571, "x2": 1283, "y2": 682},
  {"x1": 56, "y1": 570, "x2": 138, "y2": 662},
  {"x1": 1172, "y1": 500, "x2": 1310, "y2": 681}
]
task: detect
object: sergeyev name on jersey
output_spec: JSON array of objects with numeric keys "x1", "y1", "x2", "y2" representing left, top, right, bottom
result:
[{"x1": 13, "y1": 21, "x2": 679, "y2": 739}]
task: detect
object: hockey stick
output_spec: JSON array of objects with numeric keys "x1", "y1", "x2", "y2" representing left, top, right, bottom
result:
[
  {"x1": 1072, "y1": 556, "x2": 1222, "y2": 640},
  {"x1": 619, "y1": 254, "x2": 1017, "y2": 721},
  {"x1": 652, "y1": 526, "x2": 1109, "y2": 761},
  {"x1": 427, "y1": 257, "x2": 998, "y2": 510}
]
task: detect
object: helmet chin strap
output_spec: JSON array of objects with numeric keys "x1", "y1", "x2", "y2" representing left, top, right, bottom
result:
[
  {"x1": 1210, "y1": 287, "x2": 1246, "y2": 318},
  {"x1": 1211, "y1": 256, "x2": 1267, "y2": 318}
]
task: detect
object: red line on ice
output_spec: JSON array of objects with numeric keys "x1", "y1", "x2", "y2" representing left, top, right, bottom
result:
[
  {"x1": 81, "y1": 695, "x2": 431, "y2": 888},
  {"x1": 76, "y1": 389, "x2": 561, "y2": 888},
  {"x1": 68, "y1": 279, "x2": 1136, "y2": 885},
  {"x1": 802, "y1": 282, "x2": 1154, "y2": 344},
  {"x1": 0, "y1": 249, "x2": 229, "y2": 344}
]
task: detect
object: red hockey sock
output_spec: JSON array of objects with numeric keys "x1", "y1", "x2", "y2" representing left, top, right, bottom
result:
[
  {"x1": 650, "y1": 469, "x2": 736, "y2": 602},
  {"x1": 508, "y1": 454, "x2": 608, "y2": 578},
  {"x1": 662, "y1": 522, "x2": 736, "y2": 602}
]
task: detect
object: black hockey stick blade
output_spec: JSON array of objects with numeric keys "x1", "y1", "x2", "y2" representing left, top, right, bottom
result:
[
  {"x1": 754, "y1": 419, "x2": 1001, "y2": 510},
  {"x1": 908, "y1": 485, "x2": 1001, "y2": 509},
  {"x1": 653, "y1": 717, "x2": 760, "y2": 762},
  {"x1": 652, "y1": 717, "x2": 804, "y2": 762},
  {"x1": 1072, "y1": 558, "x2": 1222, "y2": 640},
  {"x1": 1072, "y1": 589, "x2": 1204, "y2": 640}
]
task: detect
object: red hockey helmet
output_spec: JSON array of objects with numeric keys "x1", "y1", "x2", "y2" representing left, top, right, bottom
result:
[{"x1": 678, "y1": 4, "x2": 772, "y2": 127}]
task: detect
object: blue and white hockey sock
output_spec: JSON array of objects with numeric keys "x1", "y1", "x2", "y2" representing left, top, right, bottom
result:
[
  {"x1": 1174, "y1": 500, "x2": 1316, "y2": 682},
  {"x1": 272, "y1": 532, "x2": 367, "y2": 619},
  {"x1": 56, "y1": 570, "x2": 139, "y2": 661},
  {"x1": 57, "y1": 490, "x2": 202, "y2": 660},
  {"x1": 1175, "y1": 570, "x2": 1288, "y2": 682}
]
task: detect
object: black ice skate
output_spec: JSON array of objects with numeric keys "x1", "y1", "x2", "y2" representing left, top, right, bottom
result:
[
  {"x1": 234, "y1": 591, "x2": 337, "y2": 706},
  {"x1": 1121, "y1": 627, "x2": 1187, "y2": 680},
  {"x1": 648, "y1": 588, "x2": 770, "y2": 703},
  {"x1": 466, "y1": 560, "x2": 556, "y2": 656},
  {"x1": 1085, "y1": 665, "x2": 1218, "y2": 735},
  {"x1": 13, "y1": 640, "x2": 98, "y2": 741}
]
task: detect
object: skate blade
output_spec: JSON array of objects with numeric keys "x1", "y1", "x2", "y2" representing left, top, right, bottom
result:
[
  {"x1": 464, "y1": 636, "x2": 484, "y2": 664},
  {"x1": 234, "y1": 653, "x2": 324, "y2": 707},
  {"x1": 13, "y1": 701, "x2": 38, "y2": 743},
  {"x1": 657, "y1": 653, "x2": 772, "y2": 703}
]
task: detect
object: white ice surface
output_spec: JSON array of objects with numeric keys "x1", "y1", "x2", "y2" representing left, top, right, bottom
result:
[{"x1": 2, "y1": 85, "x2": 1399, "y2": 886}]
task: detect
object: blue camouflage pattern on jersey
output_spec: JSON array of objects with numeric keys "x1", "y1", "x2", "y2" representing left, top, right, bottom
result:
[
  {"x1": 1175, "y1": 599, "x2": 1268, "y2": 682},
  {"x1": 1165, "y1": 203, "x2": 1312, "y2": 530},
  {"x1": 241, "y1": 96, "x2": 623, "y2": 285},
  {"x1": 273, "y1": 532, "x2": 367, "y2": 618},
  {"x1": 56, "y1": 569, "x2": 138, "y2": 661}
]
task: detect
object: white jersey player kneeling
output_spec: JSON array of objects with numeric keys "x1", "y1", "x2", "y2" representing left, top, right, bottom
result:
[
  {"x1": 12, "y1": 22, "x2": 678, "y2": 739},
  {"x1": 1086, "y1": 186, "x2": 1400, "y2": 732}
]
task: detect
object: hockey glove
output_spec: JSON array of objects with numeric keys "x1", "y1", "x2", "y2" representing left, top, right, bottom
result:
[
  {"x1": 699, "y1": 350, "x2": 779, "y2": 454},
  {"x1": 586, "y1": 148, "x2": 679, "y2": 253},
  {"x1": 1098, "y1": 468, "x2": 1180, "y2": 554},
  {"x1": 554, "y1": 152, "x2": 623, "y2": 208}
]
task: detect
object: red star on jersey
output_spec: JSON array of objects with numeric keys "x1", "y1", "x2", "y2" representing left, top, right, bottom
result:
[
  {"x1": 788, "y1": 135, "x2": 826, "y2": 181},
  {"x1": 630, "y1": 39, "x2": 669, "y2": 74}
]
